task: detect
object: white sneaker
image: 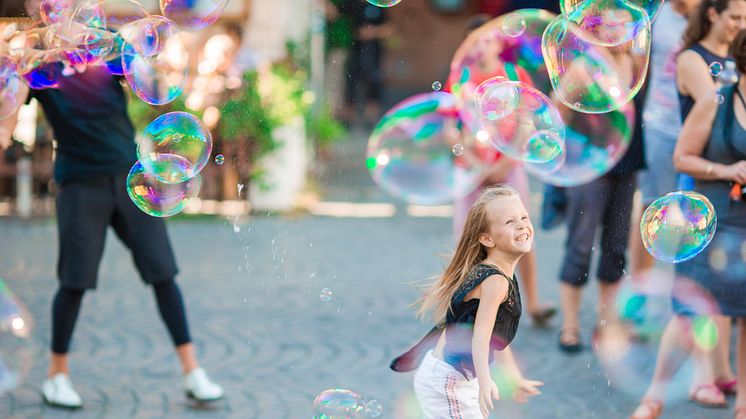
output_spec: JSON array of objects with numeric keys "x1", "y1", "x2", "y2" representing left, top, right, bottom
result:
[
  {"x1": 184, "y1": 367, "x2": 223, "y2": 402},
  {"x1": 41, "y1": 373, "x2": 83, "y2": 409}
]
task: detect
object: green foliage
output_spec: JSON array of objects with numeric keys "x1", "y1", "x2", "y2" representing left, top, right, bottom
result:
[{"x1": 219, "y1": 72, "x2": 277, "y2": 159}]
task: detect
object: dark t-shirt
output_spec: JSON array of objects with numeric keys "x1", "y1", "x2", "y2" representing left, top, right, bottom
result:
[{"x1": 29, "y1": 66, "x2": 137, "y2": 184}]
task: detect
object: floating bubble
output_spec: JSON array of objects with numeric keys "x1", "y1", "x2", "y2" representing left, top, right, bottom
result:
[
  {"x1": 160, "y1": 0, "x2": 229, "y2": 32},
  {"x1": 123, "y1": 31, "x2": 189, "y2": 105},
  {"x1": 563, "y1": 0, "x2": 666, "y2": 23},
  {"x1": 126, "y1": 160, "x2": 201, "y2": 217},
  {"x1": 451, "y1": 144, "x2": 464, "y2": 156},
  {"x1": 431, "y1": 81, "x2": 442, "y2": 91},
  {"x1": 542, "y1": 15, "x2": 651, "y2": 113},
  {"x1": 0, "y1": 56, "x2": 23, "y2": 119},
  {"x1": 137, "y1": 112, "x2": 213, "y2": 183},
  {"x1": 449, "y1": 9, "x2": 556, "y2": 135},
  {"x1": 476, "y1": 76, "x2": 519, "y2": 121},
  {"x1": 692, "y1": 316, "x2": 718, "y2": 351},
  {"x1": 641, "y1": 191, "x2": 717, "y2": 263},
  {"x1": 366, "y1": 0, "x2": 403, "y2": 7},
  {"x1": 119, "y1": 15, "x2": 176, "y2": 58},
  {"x1": 709, "y1": 62, "x2": 723, "y2": 77},
  {"x1": 40, "y1": 0, "x2": 74, "y2": 26},
  {"x1": 17, "y1": 49, "x2": 64, "y2": 90},
  {"x1": 526, "y1": 102, "x2": 633, "y2": 186},
  {"x1": 365, "y1": 399, "x2": 382, "y2": 417},
  {"x1": 480, "y1": 81, "x2": 565, "y2": 163},
  {"x1": 320, "y1": 288, "x2": 333, "y2": 302},
  {"x1": 313, "y1": 389, "x2": 366, "y2": 418},
  {"x1": 716, "y1": 92, "x2": 725, "y2": 105},
  {"x1": 502, "y1": 13, "x2": 526, "y2": 37},
  {"x1": 366, "y1": 92, "x2": 482, "y2": 205},
  {"x1": 561, "y1": 0, "x2": 651, "y2": 47},
  {"x1": 215, "y1": 154, "x2": 225, "y2": 165},
  {"x1": 0, "y1": 279, "x2": 34, "y2": 395}
]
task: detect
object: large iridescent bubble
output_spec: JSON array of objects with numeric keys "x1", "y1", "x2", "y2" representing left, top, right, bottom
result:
[
  {"x1": 160, "y1": 0, "x2": 229, "y2": 32},
  {"x1": 366, "y1": 92, "x2": 483, "y2": 205},
  {"x1": 542, "y1": 15, "x2": 651, "y2": 114},
  {"x1": 122, "y1": 29, "x2": 188, "y2": 106},
  {"x1": 137, "y1": 112, "x2": 213, "y2": 183},
  {"x1": 449, "y1": 9, "x2": 555, "y2": 135},
  {"x1": 0, "y1": 279, "x2": 34, "y2": 395},
  {"x1": 641, "y1": 191, "x2": 717, "y2": 263},
  {"x1": 526, "y1": 101, "x2": 633, "y2": 186},
  {"x1": 17, "y1": 49, "x2": 65, "y2": 90},
  {"x1": 478, "y1": 80, "x2": 565, "y2": 163},
  {"x1": 0, "y1": 56, "x2": 23, "y2": 119},
  {"x1": 561, "y1": 0, "x2": 651, "y2": 47},
  {"x1": 126, "y1": 160, "x2": 201, "y2": 217}
]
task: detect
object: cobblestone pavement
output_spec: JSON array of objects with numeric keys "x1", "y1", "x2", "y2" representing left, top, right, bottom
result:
[{"x1": 0, "y1": 130, "x2": 738, "y2": 418}]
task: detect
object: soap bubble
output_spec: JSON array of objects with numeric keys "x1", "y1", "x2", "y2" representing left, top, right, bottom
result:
[
  {"x1": 641, "y1": 191, "x2": 717, "y2": 263},
  {"x1": 160, "y1": 0, "x2": 229, "y2": 32},
  {"x1": 562, "y1": 0, "x2": 665, "y2": 23},
  {"x1": 313, "y1": 389, "x2": 366, "y2": 418},
  {"x1": 123, "y1": 28, "x2": 189, "y2": 106},
  {"x1": 502, "y1": 12, "x2": 526, "y2": 37},
  {"x1": 479, "y1": 81, "x2": 565, "y2": 163},
  {"x1": 137, "y1": 111, "x2": 213, "y2": 183},
  {"x1": 526, "y1": 101, "x2": 634, "y2": 186},
  {"x1": 0, "y1": 279, "x2": 34, "y2": 395},
  {"x1": 449, "y1": 9, "x2": 556, "y2": 135},
  {"x1": 709, "y1": 62, "x2": 723, "y2": 77},
  {"x1": 561, "y1": 0, "x2": 651, "y2": 47},
  {"x1": 320, "y1": 288, "x2": 333, "y2": 302},
  {"x1": 0, "y1": 56, "x2": 24, "y2": 119},
  {"x1": 126, "y1": 160, "x2": 201, "y2": 217},
  {"x1": 432, "y1": 81, "x2": 442, "y2": 91},
  {"x1": 366, "y1": 92, "x2": 482, "y2": 205},
  {"x1": 542, "y1": 15, "x2": 651, "y2": 114}
]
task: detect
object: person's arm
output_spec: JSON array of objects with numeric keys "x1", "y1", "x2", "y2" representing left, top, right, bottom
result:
[
  {"x1": 673, "y1": 89, "x2": 746, "y2": 182},
  {"x1": 492, "y1": 346, "x2": 543, "y2": 404},
  {"x1": 0, "y1": 83, "x2": 29, "y2": 150},
  {"x1": 472, "y1": 275, "x2": 508, "y2": 418},
  {"x1": 677, "y1": 50, "x2": 719, "y2": 102}
]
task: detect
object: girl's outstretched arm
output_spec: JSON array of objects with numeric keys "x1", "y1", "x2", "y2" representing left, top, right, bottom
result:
[
  {"x1": 494, "y1": 345, "x2": 544, "y2": 404},
  {"x1": 472, "y1": 275, "x2": 509, "y2": 418}
]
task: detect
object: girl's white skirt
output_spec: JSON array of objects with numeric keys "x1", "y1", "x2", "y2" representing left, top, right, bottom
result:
[{"x1": 413, "y1": 350, "x2": 481, "y2": 418}]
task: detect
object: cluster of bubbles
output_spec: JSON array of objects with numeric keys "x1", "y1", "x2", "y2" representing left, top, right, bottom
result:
[
  {"x1": 312, "y1": 389, "x2": 382, "y2": 418},
  {"x1": 640, "y1": 191, "x2": 717, "y2": 263},
  {"x1": 126, "y1": 111, "x2": 212, "y2": 217},
  {"x1": 0, "y1": 279, "x2": 33, "y2": 396},
  {"x1": 367, "y1": 3, "x2": 656, "y2": 204},
  {"x1": 0, "y1": 0, "x2": 229, "y2": 118}
]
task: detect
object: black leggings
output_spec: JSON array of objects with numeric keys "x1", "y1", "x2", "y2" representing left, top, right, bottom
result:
[{"x1": 51, "y1": 281, "x2": 192, "y2": 354}]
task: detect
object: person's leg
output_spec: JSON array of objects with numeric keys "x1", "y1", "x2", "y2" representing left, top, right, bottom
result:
[
  {"x1": 596, "y1": 173, "x2": 636, "y2": 327},
  {"x1": 558, "y1": 177, "x2": 609, "y2": 349},
  {"x1": 49, "y1": 288, "x2": 85, "y2": 377},
  {"x1": 735, "y1": 318, "x2": 746, "y2": 411},
  {"x1": 712, "y1": 315, "x2": 736, "y2": 386},
  {"x1": 152, "y1": 281, "x2": 196, "y2": 374},
  {"x1": 629, "y1": 198, "x2": 655, "y2": 279}
]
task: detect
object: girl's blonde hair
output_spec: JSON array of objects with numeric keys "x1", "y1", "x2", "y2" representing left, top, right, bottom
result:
[{"x1": 415, "y1": 185, "x2": 519, "y2": 326}]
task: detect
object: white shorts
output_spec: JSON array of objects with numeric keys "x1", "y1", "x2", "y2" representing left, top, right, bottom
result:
[{"x1": 413, "y1": 350, "x2": 482, "y2": 419}]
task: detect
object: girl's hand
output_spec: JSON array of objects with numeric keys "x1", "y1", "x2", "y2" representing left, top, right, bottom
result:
[
  {"x1": 721, "y1": 161, "x2": 746, "y2": 184},
  {"x1": 478, "y1": 379, "x2": 500, "y2": 418},
  {"x1": 512, "y1": 377, "x2": 544, "y2": 404}
]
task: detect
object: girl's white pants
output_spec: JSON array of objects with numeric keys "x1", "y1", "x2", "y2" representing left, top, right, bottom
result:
[{"x1": 413, "y1": 350, "x2": 482, "y2": 418}]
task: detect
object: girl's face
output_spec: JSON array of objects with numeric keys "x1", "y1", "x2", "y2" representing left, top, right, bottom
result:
[
  {"x1": 479, "y1": 195, "x2": 534, "y2": 257},
  {"x1": 711, "y1": 1, "x2": 746, "y2": 43}
]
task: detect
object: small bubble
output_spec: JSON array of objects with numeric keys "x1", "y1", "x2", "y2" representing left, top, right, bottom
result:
[
  {"x1": 716, "y1": 92, "x2": 725, "y2": 105},
  {"x1": 320, "y1": 288, "x2": 333, "y2": 302},
  {"x1": 365, "y1": 399, "x2": 382, "y2": 417},
  {"x1": 432, "y1": 81, "x2": 442, "y2": 91},
  {"x1": 502, "y1": 13, "x2": 526, "y2": 37},
  {"x1": 215, "y1": 154, "x2": 225, "y2": 165},
  {"x1": 452, "y1": 143, "x2": 464, "y2": 156},
  {"x1": 709, "y1": 62, "x2": 723, "y2": 77}
]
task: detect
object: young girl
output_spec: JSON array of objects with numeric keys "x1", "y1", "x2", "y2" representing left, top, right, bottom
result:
[{"x1": 391, "y1": 186, "x2": 543, "y2": 418}]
